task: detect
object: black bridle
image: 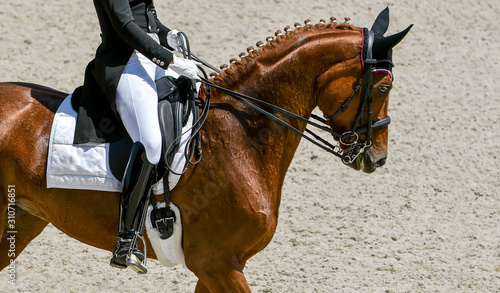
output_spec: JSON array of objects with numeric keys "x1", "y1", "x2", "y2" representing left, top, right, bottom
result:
[
  {"x1": 178, "y1": 28, "x2": 393, "y2": 165},
  {"x1": 316, "y1": 29, "x2": 393, "y2": 163}
]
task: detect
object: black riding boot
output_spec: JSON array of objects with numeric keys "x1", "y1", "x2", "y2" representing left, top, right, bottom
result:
[{"x1": 110, "y1": 142, "x2": 155, "y2": 274}]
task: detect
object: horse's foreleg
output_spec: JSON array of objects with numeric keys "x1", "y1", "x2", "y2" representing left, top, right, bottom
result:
[
  {"x1": 0, "y1": 207, "x2": 48, "y2": 270},
  {"x1": 194, "y1": 282, "x2": 210, "y2": 293},
  {"x1": 188, "y1": 255, "x2": 251, "y2": 293},
  {"x1": 193, "y1": 267, "x2": 251, "y2": 293}
]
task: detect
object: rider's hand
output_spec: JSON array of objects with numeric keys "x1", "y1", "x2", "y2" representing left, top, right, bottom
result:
[
  {"x1": 167, "y1": 30, "x2": 184, "y2": 53},
  {"x1": 169, "y1": 55, "x2": 201, "y2": 81}
]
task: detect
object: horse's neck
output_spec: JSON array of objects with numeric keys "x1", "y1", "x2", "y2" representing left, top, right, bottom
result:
[
  {"x1": 208, "y1": 24, "x2": 362, "y2": 167},
  {"x1": 213, "y1": 24, "x2": 361, "y2": 117}
]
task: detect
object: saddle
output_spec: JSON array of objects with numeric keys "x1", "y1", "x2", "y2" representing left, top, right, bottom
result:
[
  {"x1": 156, "y1": 76, "x2": 197, "y2": 178},
  {"x1": 70, "y1": 75, "x2": 200, "y2": 239},
  {"x1": 71, "y1": 76, "x2": 198, "y2": 180},
  {"x1": 152, "y1": 76, "x2": 200, "y2": 240}
]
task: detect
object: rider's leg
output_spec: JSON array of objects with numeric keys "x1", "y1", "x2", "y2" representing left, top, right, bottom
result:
[
  {"x1": 110, "y1": 50, "x2": 162, "y2": 274},
  {"x1": 110, "y1": 142, "x2": 155, "y2": 274},
  {"x1": 115, "y1": 50, "x2": 162, "y2": 165}
]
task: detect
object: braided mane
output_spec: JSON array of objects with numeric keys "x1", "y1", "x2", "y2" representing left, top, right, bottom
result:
[{"x1": 211, "y1": 18, "x2": 358, "y2": 88}]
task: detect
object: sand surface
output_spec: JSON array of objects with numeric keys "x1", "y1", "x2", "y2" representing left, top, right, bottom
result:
[{"x1": 0, "y1": 0, "x2": 499, "y2": 292}]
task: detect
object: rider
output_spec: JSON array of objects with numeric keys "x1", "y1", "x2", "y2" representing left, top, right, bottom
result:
[{"x1": 78, "y1": 0, "x2": 199, "y2": 274}]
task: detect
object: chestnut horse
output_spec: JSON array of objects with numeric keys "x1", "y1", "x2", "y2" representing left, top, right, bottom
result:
[{"x1": 0, "y1": 11, "x2": 411, "y2": 292}]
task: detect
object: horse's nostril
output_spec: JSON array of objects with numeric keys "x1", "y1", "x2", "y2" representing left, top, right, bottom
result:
[{"x1": 375, "y1": 157, "x2": 387, "y2": 168}]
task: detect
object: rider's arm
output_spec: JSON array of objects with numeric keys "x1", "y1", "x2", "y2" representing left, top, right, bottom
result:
[
  {"x1": 99, "y1": 0, "x2": 173, "y2": 69},
  {"x1": 148, "y1": 4, "x2": 172, "y2": 50}
]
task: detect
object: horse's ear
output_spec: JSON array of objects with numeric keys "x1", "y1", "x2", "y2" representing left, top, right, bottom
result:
[
  {"x1": 371, "y1": 7, "x2": 390, "y2": 36},
  {"x1": 373, "y1": 24, "x2": 413, "y2": 55}
]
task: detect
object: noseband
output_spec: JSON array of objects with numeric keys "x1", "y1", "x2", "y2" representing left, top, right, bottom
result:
[{"x1": 318, "y1": 29, "x2": 392, "y2": 164}]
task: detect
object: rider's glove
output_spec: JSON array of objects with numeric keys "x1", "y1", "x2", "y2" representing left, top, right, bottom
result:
[
  {"x1": 167, "y1": 30, "x2": 184, "y2": 53},
  {"x1": 169, "y1": 55, "x2": 200, "y2": 81}
]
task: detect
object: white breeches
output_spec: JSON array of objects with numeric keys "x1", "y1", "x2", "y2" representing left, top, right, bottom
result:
[{"x1": 116, "y1": 47, "x2": 177, "y2": 165}]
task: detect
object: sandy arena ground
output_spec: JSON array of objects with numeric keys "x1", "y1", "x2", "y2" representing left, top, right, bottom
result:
[{"x1": 0, "y1": 0, "x2": 499, "y2": 292}]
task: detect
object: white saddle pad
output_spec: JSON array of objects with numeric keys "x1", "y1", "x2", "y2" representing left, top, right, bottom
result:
[
  {"x1": 46, "y1": 94, "x2": 189, "y2": 267},
  {"x1": 46, "y1": 94, "x2": 193, "y2": 194}
]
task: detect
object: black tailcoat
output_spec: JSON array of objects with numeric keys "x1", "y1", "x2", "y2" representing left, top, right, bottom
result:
[{"x1": 74, "y1": 0, "x2": 174, "y2": 143}]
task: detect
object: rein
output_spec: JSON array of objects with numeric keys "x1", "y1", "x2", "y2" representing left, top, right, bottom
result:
[
  {"x1": 178, "y1": 28, "x2": 392, "y2": 164},
  {"x1": 199, "y1": 77, "x2": 345, "y2": 158}
]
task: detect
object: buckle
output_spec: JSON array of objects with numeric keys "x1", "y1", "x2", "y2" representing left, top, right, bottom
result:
[
  {"x1": 154, "y1": 216, "x2": 175, "y2": 240},
  {"x1": 154, "y1": 216, "x2": 174, "y2": 228}
]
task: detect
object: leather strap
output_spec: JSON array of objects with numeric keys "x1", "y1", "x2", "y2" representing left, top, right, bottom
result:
[{"x1": 149, "y1": 176, "x2": 176, "y2": 239}]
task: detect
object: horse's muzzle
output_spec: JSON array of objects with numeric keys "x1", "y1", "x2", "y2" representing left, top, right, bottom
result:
[{"x1": 348, "y1": 152, "x2": 387, "y2": 173}]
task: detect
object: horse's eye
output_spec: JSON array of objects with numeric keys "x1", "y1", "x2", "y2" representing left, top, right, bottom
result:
[{"x1": 377, "y1": 85, "x2": 390, "y2": 95}]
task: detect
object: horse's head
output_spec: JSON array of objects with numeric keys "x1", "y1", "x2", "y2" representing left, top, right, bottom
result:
[{"x1": 316, "y1": 8, "x2": 412, "y2": 173}]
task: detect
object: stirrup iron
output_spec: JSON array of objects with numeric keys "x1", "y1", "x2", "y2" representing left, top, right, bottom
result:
[{"x1": 126, "y1": 231, "x2": 148, "y2": 274}]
